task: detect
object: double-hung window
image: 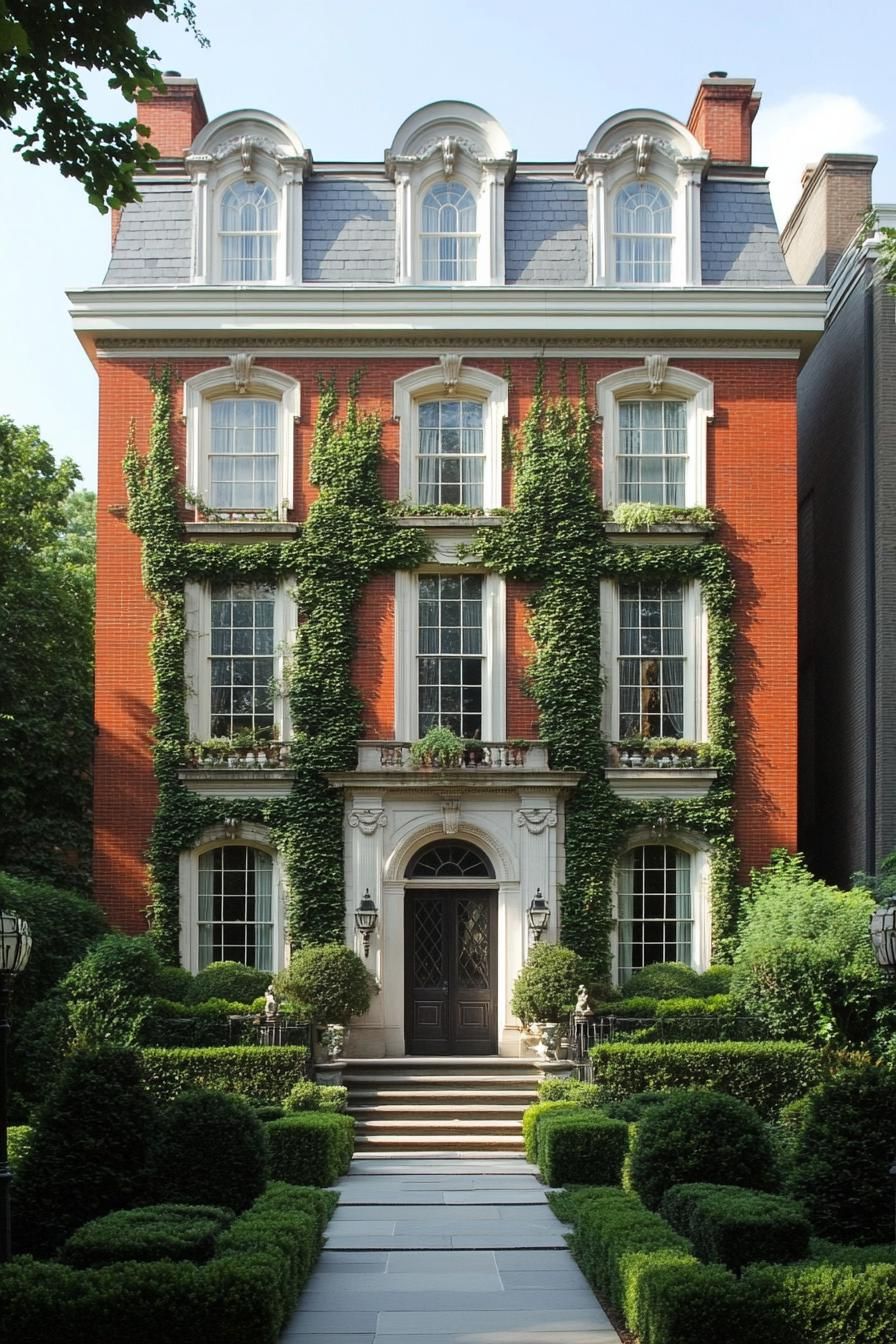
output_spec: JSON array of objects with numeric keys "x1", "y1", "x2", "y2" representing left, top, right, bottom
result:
[
  {"x1": 210, "y1": 583, "x2": 276, "y2": 738},
  {"x1": 614, "y1": 181, "x2": 673, "y2": 283},
  {"x1": 617, "y1": 844, "x2": 692, "y2": 981},
  {"x1": 417, "y1": 574, "x2": 483, "y2": 738},
  {"x1": 421, "y1": 182, "x2": 478, "y2": 282},
  {"x1": 618, "y1": 400, "x2": 687, "y2": 505},
  {"x1": 208, "y1": 398, "x2": 278, "y2": 514},
  {"x1": 197, "y1": 845, "x2": 274, "y2": 970},
  {"x1": 618, "y1": 581, "x2": 685, "y2": 739},
  {"x1": 417, "y1": 399, "x2": 485, "y2": 506},
  {"x1": 219, "y1": 180, "x2": 277, "y2": 282}
]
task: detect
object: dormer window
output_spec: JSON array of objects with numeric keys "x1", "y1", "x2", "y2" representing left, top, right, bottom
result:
[
  {"x1": 421, "y1": 183, "x2": 478, "y2": 282},
  {"x1": 220, "y1": 180, "x2": 278, "y2": 282},
  {"x1": 613, "y1": 182, "x2": 673, "y2": 284}
]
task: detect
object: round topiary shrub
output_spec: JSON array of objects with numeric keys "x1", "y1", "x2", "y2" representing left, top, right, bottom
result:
[
  {"x1": 184, "y1": 960, "x2": 270, "y2": 1006},
  {"x1": 63, "y1": 932, "x2": 163, "y2": 1047},
  {"x1": 697, "y1": 965, "x2": 734, "y2": 996},
  {"x1": 274, "y1": 944, "x2": 373, "y2": 1024},
  {"x1": 510, "y1": 943, "x2": 585, "y2": 1024},
  {"x1": 629, "y1": 1089, "x2": 778, "y2": 1210},
  {"x1": 11, "y1": 1045, "x2": 157, "y2": 1255},
  {"x1": 786, "y1": 1065, "x2": 896, "y2": 1244},
  {"x1": 147, "y1": 1089, "x2": 268, "y2": 1213},
  {"x1": 285, "y1": 1080, "x2": 322, "y2": 1112},
  {"x1": 61, "y1": 1203, "x2": 233, "y2": 1267},
  {"x1": 622, "y1": 961, "x2": 701, "y2": 1001},
  {"x1": 156, "y1": 964, "x2": 194, "y2": 1002}
]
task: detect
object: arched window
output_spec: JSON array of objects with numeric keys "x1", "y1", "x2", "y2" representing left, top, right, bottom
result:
[
  {"x1": 617, "y1": 844, "x2": 692, "y2": 982},
  {"x1": 421, "y1": 182, "x2": 478, "y2": 282},
  {"x1": 613, "y1": 182, "x2": 673, "y2": 284},
  {"x1": 220, "y1": 180, "x2": 278, "y2": 282},
  {"x1": 406, "y1": 841, "x2": 495, "y2": 879},
  {"x1": 618, "y1": 400, "x2": 687, "y2": 505},
  {"x1": 197, "y1": 845, "x2": 274, "y2": 970},
  {"x1": 417, "y1": 399, "x2": 485, "y2": 506},
  {"x1": 208, "y1": 397, "x2": 278, "y2": 512}
]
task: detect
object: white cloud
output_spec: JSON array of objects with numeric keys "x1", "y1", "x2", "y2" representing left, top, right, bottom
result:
[{"x1": 753, "y1": 93, "x2": 883, "y2": 228}]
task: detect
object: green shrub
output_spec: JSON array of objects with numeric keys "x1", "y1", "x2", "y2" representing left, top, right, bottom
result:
[
  {"x1": 319, "y1": 1084, "x2": 348, "y2": 1112},
  {"x1": 731, "y1": 851, "x2": 889, "y2": 1046},
  {"x1": 253, "y1": 1104, "x2": 285, "y2": 1122},
  {"x1": 12, "y1": 1045, "x2": 157, "y2": 1255},
  {"x1": 786, "y1": 1064, "x2": 896, "y2": 1244},
  {"x1": 522, "y1": 1100, "x2": 578, "y2": 1162},
  {"x1": 63, "y1": 933, "x2": 163, "y2": 1047},
  {"x1": 185, "y1": 961, "x2": 270, "y2": 1007},
  {"x1": 589, "y1": 1041, "x2": 823, "y2": 1117},
  {"x1": 808, "y1": 1238, "x2": 896, "y2": 1267},
  {"x1": 589, "y1": 993, "x2": 660, "y2": 1017},
  {"x1": 698, "y1": 965, "x2": 733, "y2": 995},
  {"x1": 744, "y1": 1260, "x2": 896, "y2": 1344},
  {"x1": 537, "y1": 1077, "x2": 603, "y2": 1106},
  {"x1": 274, "y1": 943, "x2": 373, "y2": 1024},
  {"x1": 538, "y1": 1109, "x2": 629, "y2": 1188},
  {"x1": 660, "y1": 1183, "x2": 810, "y2": 1273},
  {"x1": 61, "y1": 1203, "x2": 233, "y2": 1267},
  {"x1": 148, "y1": 1090, "x2": 268, "y2": 1213},
  {"x1": 284, "y1": 1079, "x2": 322, "y2": 1111},
  {"x1": 510, "y1": 942, "x2": 585, "y2": 1023},
  {"x1": 7, "y1": 1124, "x2": 32, "y2": 1170},
  {"x1": 0, "y1": 1183, "x2": 338, "y2": 1344},
  {"x1": 140, "y1": 1045, "x2": 309, "y2": 1104},
  {"x1": 266, "y1": 1113, "x2": 355, "y2": 1186},
  {"x1": 14, "y1": 986, "x2": 75, "y2": 1107},
  {"x1": 156, "y1": 965, "x2": 193, "y2": 1001},
  {"x1": 140, "y1": 998, "x2": 253, "y2": 1047},
  {"x1": 622, "y1": 961, "x2": 702, "y2": 1000},
  {"x1": 0, "y1": 871, "x2": 107, "y2": 1017},
  {"x1": 629, "y1": 1090, "x2": 777, "y2": 1210},
  {"x1": 598, "y1": 1091, "x2": 667, "y2": 1122}
]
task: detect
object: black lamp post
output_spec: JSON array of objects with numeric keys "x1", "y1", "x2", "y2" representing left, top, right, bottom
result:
[
  {"x1": 527, "y1": 889, "x2": 550, "y2": 943},
  {"x1": 0, "y1": 909, "x2": 32, "y2": 1263},
  {"x1": 354, "y1": 889, "x2": 379, "y2": 959}
]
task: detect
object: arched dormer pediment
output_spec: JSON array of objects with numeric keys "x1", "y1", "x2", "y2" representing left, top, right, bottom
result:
[
  {"x1": 186, "y1": 110, "x2": 312, "y2": 285},
  {"x1": 386, "y1": 102, "x2": 516, "y2": 285},
  {"x1": 576, "y1": 110, "x2": 709, "y2": 287}
]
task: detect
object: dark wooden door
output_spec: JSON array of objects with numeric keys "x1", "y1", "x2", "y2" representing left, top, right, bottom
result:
[{"x1": 405, "y1": 891, "x2": 497, "y2": 1055}]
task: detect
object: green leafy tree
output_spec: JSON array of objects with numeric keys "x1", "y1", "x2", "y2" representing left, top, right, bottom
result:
[
  {"x1": 0, "y1": 1, "x2": 207, "y2": 210},
  {"x1": 0, "y1": 418, "x2": 94, "y2": 886}
]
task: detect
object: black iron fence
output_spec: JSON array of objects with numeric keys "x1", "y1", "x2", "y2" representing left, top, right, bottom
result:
[
  {"x1": 566, "y1": 1012, "x2": 762, "y2": 1081},
  {"x1": 227, "y1": 1014, "x2": 312, "y2": 1048}
]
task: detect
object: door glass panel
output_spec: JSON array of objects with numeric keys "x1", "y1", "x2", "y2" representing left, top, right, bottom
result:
[
  {"x1": 413, "y1": 897, "x2": 445, "y2": 989},
  {"x1": 456, "y1": 898, "x2": 489, "y2": 990}
]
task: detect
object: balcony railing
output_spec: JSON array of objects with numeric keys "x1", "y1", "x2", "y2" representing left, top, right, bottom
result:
[
  {"x1": 183, "y1": 742, "x2": 292, "y2": 769},
  {"x1": 368, "y1": 740, "x2": 540, "y2": 770}
]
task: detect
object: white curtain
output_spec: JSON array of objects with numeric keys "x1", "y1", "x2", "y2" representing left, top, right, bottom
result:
[
  {"x1": 198, "y1": 852, "x2": 214, "y2": 970},
  {"x1": 617, "y1": 855, "x2": 634, "y2": 981},
  {"x1": 254, "y1": 852, "x2": 274, "y2": 972},
  {"x1": 675, "y1": 849, "x2": 692, "y2": 963}
]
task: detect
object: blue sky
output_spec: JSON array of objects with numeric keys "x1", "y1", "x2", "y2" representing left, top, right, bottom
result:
[{"x1": 1, "y1": 0, "x2": 894, "y2": 491}]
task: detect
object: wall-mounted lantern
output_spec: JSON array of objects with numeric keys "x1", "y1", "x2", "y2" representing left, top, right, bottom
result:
[
  {"x1": 527, "y1": 888, "x2": 550, "y2": 943},
  {"x1": 354, "y1": 889, "x2": 379, "y2": 959}
]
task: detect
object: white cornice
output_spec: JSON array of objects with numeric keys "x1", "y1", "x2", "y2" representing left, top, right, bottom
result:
[{"x1": 68, "y1": 284, "x2": 827, "y2": 357}]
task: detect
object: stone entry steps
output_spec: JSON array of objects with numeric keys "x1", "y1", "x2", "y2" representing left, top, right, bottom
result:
[{"x1": 342, "y1": 1058, "x2": 540, "y2": 1153}]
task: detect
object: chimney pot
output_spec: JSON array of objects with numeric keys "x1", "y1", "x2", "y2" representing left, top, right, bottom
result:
[{"x1": 708, "y1": 70, "x2": 728, "y2": 78}]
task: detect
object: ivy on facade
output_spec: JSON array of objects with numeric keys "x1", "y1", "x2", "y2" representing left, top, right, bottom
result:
[{"x1": 127, "y1": 362, "x2": 738, "y2": 977}]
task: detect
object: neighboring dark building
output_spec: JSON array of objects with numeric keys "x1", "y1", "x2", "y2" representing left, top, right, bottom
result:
[{"x1": 782, "y1": 155, "x2": 896, "y2": 884}]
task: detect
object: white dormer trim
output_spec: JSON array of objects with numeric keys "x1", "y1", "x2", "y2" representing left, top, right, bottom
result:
[
  {"x1": 182, "y1": 361, "x2": 300, "y2": 518},
  {"x1": 393, "y1": 361, "x2": 508, "y2": 508},
  {"x1": 386, "y1": 101, "x2": 516, "y2": 285},
  {"x1": 186, "y1": 109, "x2": 312, "y2": 285},
  {"x1": 596, "y1": 363, "x2": 714, "y2": 508},
  {"x1": 576, "y1": 109, "x2": 708, "y2": 287}
]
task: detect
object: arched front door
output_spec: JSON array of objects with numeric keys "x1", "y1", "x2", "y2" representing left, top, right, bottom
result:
[{"x1": 404, "y1": 841, "x2": 498, "y2": 1056}]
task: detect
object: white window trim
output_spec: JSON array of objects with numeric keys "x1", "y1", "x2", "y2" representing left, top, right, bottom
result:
[
  {"x1": 183, "y1": 364, "x2": 299, "y2": 519},
  {"x1": 178, "y1": 825, "x2": 288, "y2": 973},
  {"x1": 186, "y1": 112, "x2": 311, "y2": 285},
  {"x1": 184, "y1": 578, "x2": 296, "y2": 743},
  {"x1": 395, "y1": 566, "x2": 506, "y2": 742},
  {"x1": 596, "y1": 364, "x2": 713, "y2": 509},
  {"x1": 600, "y1": 578, "x2": 708, "y2": 743},
  {"x1": 393, "y1": 363, "x2": 507, "y2": 509},
  {"x1": 610, "y1": 828, "x2": 712, "y2": 984}
]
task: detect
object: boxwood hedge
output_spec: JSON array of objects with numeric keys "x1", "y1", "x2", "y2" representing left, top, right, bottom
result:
[
  {"x1": 537, "y1": 1109, "x2": 629, "y2": 1188},
  {"x1": 660, "y1": 1183, "x2": 810, "y2": 1273},
  {"x1": 266, "y1": 1112, "x2": 355, "y2": 1187},
  {"x1": 61, "y1": 1204, "x2": 233, "y2": 1268},
  {"x1": 139, "y1": 1046, "x2": 309, "y2": 1104}
]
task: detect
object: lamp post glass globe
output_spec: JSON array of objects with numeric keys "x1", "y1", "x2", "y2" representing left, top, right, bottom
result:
[
  {"x1": 869, "y1": 900, "x2": 896, "y2": 981},
  {"x1": 1, "y1": 910, "x2": 32, "y2": 1263},
  {"x1": 0, "y1": 911, "x2": 32, "y2": 977}
]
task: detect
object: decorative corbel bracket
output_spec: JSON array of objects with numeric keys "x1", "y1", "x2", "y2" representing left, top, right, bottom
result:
[
  {"x1": 440, "y1": 353, "x2": 463, "y2": 392},
  {"x1": 349, "y1": 807, "x2": 388, "y2": 837},
  {"x1": 644, "y1": 354, "x2": 669, "y2": 394},
  {"x1": 230, "y1": 353, "x2": 255, "y2": 394},
  {"x1": 440, "y1": 793, "x2": 462, "y2": 836}
]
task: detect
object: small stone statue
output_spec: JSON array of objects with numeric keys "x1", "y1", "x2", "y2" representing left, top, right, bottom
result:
[
  {"x1": 264, "y1": 983, "x2": 279, "y2": 1019},
  {"x1": 574, "y1": 985, "x2": 593, "y2": 1018}
]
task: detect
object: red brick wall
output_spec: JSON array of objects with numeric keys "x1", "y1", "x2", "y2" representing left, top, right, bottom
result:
[
  {"x1": 687, "y1": 80, "x2": 759, "y2": 164},
  {"x1": 94, "y1": 353, "x2": 797, "y2": 926},
  {"x1": 136, "y1": 80, "x2": 208, "y2": 159}
]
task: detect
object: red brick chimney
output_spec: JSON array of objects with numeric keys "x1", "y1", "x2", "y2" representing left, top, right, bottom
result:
[
  {"x1": 687, "y1": 73, "x2": 760, "y2": 164},
  {"x1": 135, "y1": 73, "x2": 208, "y2": 160}
]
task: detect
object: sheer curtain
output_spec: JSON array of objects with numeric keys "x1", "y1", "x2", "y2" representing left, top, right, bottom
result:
[
  {"x1": 675, "y1": 849, "x2": 692, "y2": 963},
  {"x1": 617, "y1": 855, "x2": 634, "y2": 981},
  {"x1": 198, "y1": 851, "x2": 214, "y2": 970},
  {"x1": 254, "y1": 852, "x2": 274, "y2": 972}
]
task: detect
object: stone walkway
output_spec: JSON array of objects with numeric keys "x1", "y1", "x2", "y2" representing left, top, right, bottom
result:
[{"x1": 280, "y1": 1153, "x2": 621, "y2": 1344}]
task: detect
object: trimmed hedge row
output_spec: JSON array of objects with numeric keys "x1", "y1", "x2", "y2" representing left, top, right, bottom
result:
[
  {"x1": 0, "y1": 1183, "x2": 336, "y2": 1344},
  {"x1": 61, "y1": 1204, "x2": 233, "y2": 1268},
  {"x1": 588, "y1": 1042, "x2": 822, "y2": 1117},
  {"x1": 554, "y1": 1185, "x2": 896, "y2": 1344},
  {"x1": 537, "y1": 1110, "x2": 629, "y2": 1188},
  {"x1": 266, "y1": 1112, "x2": 355, "y2": 1187},
  {"x1": 660, "y1": 1184, "x2": 810, "y2": 1274},
  {"x1": 139, "y1": 1046, "x2": 309, "y2": 1104},
  {"x1": 522, "y1": 1100, "x2": 579, "y2": 1162}
]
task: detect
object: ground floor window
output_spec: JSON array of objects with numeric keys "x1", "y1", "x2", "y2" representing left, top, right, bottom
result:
[
  {"x1": 197, "y1": 845, "x2": 274, "y2": 970},
  {"x1": 617, "y1": 843, "x2": 692, "y2": 983}
]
